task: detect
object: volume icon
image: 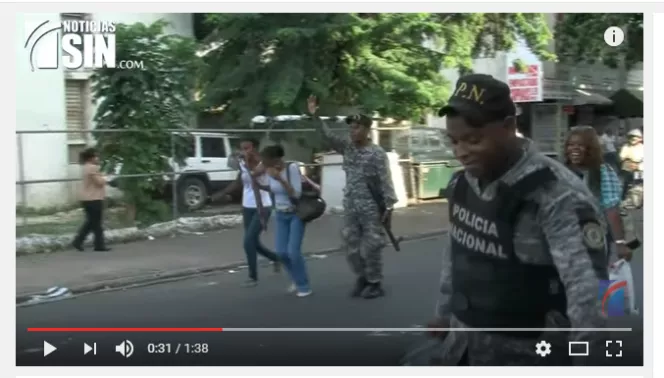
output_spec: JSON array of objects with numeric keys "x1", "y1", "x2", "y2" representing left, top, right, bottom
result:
[{"x1": 115, "y1": 340, "x2": 134, "y2": 358}]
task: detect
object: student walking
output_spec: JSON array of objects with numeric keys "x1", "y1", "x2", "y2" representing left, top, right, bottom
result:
[
  {"x1": 260, "y1": 145, "x2": 312, "y2": 297},
  {"x1": 211, "y1": 138, "x2": 280, "y2": 287}
]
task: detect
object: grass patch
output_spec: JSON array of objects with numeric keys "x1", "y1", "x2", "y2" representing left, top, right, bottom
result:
[{"x1": 16, "y1": 204, "x2": 79, "y2": 217}]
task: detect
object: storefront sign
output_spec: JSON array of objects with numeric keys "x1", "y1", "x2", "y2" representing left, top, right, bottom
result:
[{"x1": 507, "y1": 61, "x2": 543, "y2": 103}]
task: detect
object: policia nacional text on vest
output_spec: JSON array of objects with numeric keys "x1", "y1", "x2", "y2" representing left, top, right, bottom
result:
[{"x1": 447, "y1": 168, "x2": 567, "y2": 336}]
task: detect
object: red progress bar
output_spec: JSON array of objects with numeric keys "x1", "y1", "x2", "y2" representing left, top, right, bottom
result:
[{"x1": 27, "y1": 327, "x2": 223, "y2": 332}]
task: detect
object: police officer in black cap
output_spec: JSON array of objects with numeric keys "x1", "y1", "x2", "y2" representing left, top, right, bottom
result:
[{"x1": 428, "y1": 74, "x2": 609, "y2": 365}]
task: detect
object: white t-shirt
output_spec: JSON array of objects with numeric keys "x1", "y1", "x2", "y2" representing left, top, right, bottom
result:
[
  {"x1": 239, "y1": 161, "x2": 272, "y2": 208},
  {"x1": 620, "y1": 144, "x2": 644, "y2": 171}
]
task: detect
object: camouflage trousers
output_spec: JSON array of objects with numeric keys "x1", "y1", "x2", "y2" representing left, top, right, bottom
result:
[
  {"x1": 620, "y1": 184, "x2": 642, "y2": 246},
  {"x1": 341, "y1": 199, "x2": 387, "y2": 283}
]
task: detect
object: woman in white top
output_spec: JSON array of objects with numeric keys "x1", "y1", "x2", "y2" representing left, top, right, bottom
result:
[{"x1": 211, "y1": 138, "x2": 280, "y2": 287}]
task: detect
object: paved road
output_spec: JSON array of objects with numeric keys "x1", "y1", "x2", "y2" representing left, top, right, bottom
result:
[
  {"x1": 17, "y1": 202, "x2": 448, "y2": 296},
  {"x1": 16, "y1": 236, "x2": 643, "y2": 366}
]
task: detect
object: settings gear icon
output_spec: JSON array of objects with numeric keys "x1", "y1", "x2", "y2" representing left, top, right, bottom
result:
[{"x1": 535, "y1": 340, "x2": 552, "y2": 357}]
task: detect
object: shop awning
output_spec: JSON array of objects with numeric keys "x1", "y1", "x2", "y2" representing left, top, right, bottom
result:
[
  {"x1": 572, "y1": 89, "x2": 614, "y2": 106},
  {"x1": 609, "y1": 89, "x2": 643, "y2": 118}
]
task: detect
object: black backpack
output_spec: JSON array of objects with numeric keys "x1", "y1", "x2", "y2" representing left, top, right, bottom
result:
[{"x1": 285, "y1": 163, "x2": 326, "y2": 223}]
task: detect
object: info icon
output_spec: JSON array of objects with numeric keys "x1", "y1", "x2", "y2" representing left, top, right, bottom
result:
[{"x1": 604, "y1": 26, "x2": 625, "y2": 47}]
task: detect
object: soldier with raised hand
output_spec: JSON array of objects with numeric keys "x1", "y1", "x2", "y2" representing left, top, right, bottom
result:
[
  {"x1": 429, "y1": 74, "x2": 609, "y2": 365},
  {"x1": 306, "y1": 95, "x2": 397, "y2": 299}
]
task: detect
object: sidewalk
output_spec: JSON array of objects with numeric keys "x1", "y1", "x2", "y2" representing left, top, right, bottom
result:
[{"x1": 16, "y1": 203, "x2": 450, "y2": 297}]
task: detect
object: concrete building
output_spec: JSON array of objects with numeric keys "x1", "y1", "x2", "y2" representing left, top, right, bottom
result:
[{"x1": 16, "y1": 13, "x2": 194, "y2": 209}]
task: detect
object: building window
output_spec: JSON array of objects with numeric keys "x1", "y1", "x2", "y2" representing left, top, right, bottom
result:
[
  {"x1": 65, "y1": 77, "x2": 91, "y2": 163},
  {"x1": 68, "y1": 143, "x2": 87, "y2": 165},
  {"x1": 65, "y1": 79, "x2": 89, "y2": 141}
]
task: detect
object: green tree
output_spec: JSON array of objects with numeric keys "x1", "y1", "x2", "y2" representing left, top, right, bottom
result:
[
  {"x1": 555, "y1": 13, "x2": 643, "y2": 69},
  {"x1": 198, "y1": 13, "x2": 554, "y2": 126},
  {"x1": 92, "y1": 20, "x2": 201, "y2": 224}
]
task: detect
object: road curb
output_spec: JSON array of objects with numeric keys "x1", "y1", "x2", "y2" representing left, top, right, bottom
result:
[
  {"x1": 16, "y1": 229, "x2": 447, "y2": 307},
  {"x1": 16, "y1": 207, "x2": 350, "y2": 256}
]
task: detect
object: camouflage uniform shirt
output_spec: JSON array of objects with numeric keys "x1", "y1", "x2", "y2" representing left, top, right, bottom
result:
[{"x1": 318, "y1": 118, "x2": 397, "y2": 209}]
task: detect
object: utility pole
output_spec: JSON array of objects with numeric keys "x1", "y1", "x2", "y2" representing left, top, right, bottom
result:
[
  {"x1": 617, "y1": 24, "x2": 629, "y2": 90},
  {"x1": 617, "y1": 24, "x2": 629, "y2": 131}
]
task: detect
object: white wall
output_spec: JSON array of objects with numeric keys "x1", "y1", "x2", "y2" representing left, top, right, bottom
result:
[
  {"x1": 16, "y1": 13, "x2": 69, "y2": 208},
  {"x1": 16, "y1": 13, "x2": 194, "y2": 208},
  {"x1": 320, "y1": 153, "x2": 408, "y2": 211}
]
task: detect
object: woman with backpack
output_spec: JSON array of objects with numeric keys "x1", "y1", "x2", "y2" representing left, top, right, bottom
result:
[
  {"x1": 260, "y1": 145, "x2": 313, "y2": 297},
  {"x1": 564, "y1": 126, "x2": 633, "y2": 263}
]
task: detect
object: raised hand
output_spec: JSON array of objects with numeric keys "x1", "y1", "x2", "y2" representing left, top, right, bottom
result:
[{"x1": 307, "y1": 95, "x2": 318, "y2": 115}]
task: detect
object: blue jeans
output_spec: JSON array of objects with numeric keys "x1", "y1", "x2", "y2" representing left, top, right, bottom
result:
[
  {"x1": 274, "y1": 211, "x2": 310, "y2": 291},
  {"x1": 242, "y1": 207, "x2": 279, "y2": 281}
]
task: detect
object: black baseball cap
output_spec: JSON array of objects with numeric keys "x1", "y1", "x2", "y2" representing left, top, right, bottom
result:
[
  {"x1": 345, "y1": 114, "x2": 372, "y2": 127},
  {"x1": 438, "y1": 74, "x2": 516, "y2": 127}
]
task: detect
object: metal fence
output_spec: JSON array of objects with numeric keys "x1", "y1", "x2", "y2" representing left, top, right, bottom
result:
[{"x1": 16, "y1": 125, "x2": 448, "y2": 234}]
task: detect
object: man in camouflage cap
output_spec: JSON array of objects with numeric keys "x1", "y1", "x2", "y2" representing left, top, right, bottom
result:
[
  {"x1": 307, "y1": 96, "x2": 397, "y2": 299},
  {"x1": 429, "y1": 74, "x2": 609, "y2": 365}
]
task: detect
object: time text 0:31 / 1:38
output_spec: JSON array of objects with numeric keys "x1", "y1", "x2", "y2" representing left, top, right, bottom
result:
[{"x1": 146, "y1": 343, "x2": 209, "y2": 354}]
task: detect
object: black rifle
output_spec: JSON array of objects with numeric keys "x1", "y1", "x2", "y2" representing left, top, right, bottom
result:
[{"x1": 366, "y1": 179, "x2": 403, "y2": 251}]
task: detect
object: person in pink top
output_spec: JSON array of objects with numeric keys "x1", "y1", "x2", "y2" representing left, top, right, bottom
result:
[{"x1": 72, "y1": 148, "x2": 111, "y2": 252}]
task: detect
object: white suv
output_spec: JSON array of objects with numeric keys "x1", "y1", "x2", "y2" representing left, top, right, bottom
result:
[
  {"x1": 109, "y1": 132, "x2": 240, "y2": 211},
  {"x1": 170, "y1": 132, "x2": 242, "y2": 210}
]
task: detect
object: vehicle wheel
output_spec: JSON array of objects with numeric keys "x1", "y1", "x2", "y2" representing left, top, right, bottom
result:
[{"x1": 178, "y1": 177, "x2": 208, "y2": 211}]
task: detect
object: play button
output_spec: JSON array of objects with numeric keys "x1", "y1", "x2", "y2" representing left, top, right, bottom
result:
[{"x1": 43, "y1": 341, "x2": 56, "y2": 357}]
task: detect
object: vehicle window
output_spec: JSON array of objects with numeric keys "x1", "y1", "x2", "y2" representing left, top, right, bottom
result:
[
  {"x1": 228, "y1": 138, "x2": 242, "y2": 153},
  {"x1": 410, "y1": 134, "x2": 424, "y2": 148},
  {"x1": 184, "y1": 136, "x2": 196, "y2": 157},
  {"x1": 427, "y1": 133, "x2": 442, "y2": 148},
  {"x1": 173, "y1": 134, "x2": 196, "y2": 157},
  {"x1": 200, "y1": 137, "x2": 226, "y2": 158}
]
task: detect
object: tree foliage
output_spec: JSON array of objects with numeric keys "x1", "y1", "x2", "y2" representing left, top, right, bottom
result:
[
  {"x1": 555, "y1": 13, "x2": 643, "y2": 69},
  {"x1": 92, "y1": 20, "x2": 201, "y2": 223},
  {"x1": 198, "y1": 13, "x2": 554, "y2": 126}
]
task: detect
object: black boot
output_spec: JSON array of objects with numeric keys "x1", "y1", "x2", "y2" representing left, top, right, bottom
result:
[
  {"x1": 350, "y1": 276, "x2": 368, "y2": 297},
  {"x1": 362, "y1": 281, "x2": 385, "y2": 299}
]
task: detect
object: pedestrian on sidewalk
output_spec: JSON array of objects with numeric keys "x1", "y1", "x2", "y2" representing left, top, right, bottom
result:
[
  {"x1": 427, "y1": 74, "x2": 608, "y2": 366},
  {"x1": 211, "y1": 138, "x2": 280, "y2": 287},
  {"x1": 72, "y1": 147, "x2": 111, "y2": 252},
  {"x1": 564, "y1": 126, "x2": 635, "y2": 262},
  {"x1": 306, "y1": 95, "x2": 397, "y2": 299},
  {"x1": 260, "y1": 145, "x2": 312, "y2": 297}
]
